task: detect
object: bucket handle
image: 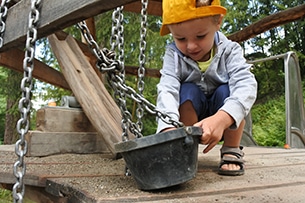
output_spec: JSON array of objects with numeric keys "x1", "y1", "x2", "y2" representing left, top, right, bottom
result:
[{"x1": 184, "y1": 126, "x2": 202, "y2": 146}]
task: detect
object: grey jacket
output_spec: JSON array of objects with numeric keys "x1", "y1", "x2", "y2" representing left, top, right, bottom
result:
[{"x1": 156, "y1": 31, "x2": 257, "y2": 132}]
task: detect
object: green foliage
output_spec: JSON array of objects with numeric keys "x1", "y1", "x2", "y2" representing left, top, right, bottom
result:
[
  {"x1": 0, "y1": 188, "x2": 36, "y2": 203},
  {"x1": 0, "y1": 67, "x2": 7, "y2": 142},
  {"x1": 0, "y1": 188, "x2": 13, "y2": 202},
  {"x1": 251, "y1": 95, "x2": 286, "y2": 146},
  {"x1": 247, "y1": 54, "x2": 285, "y2": 101}
]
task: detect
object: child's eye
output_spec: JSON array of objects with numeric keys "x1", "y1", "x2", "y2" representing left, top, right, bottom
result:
[
  {"x1": 197, "y1": 35, "x2": 206, "y2": 39},
  {"x1": 176, "y1": 37, "x2": 185, "y2": 41}
]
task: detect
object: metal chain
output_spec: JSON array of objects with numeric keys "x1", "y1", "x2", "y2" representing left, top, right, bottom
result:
[
  {"x1": 13, "y1": 0, "x2": 41, "y2": 202},
  {"x1": 110, "y1": 6, "x2": 124, "y2": 64},
  {"x1": 109, "y1": 6, "x2": 131, "y2": 141},
  {"x1": 77, "y1": 22, "x2": 121, "y2": 73},
  {"x1": 138, "y1": 0, "x2": 147, "y2": 94},
  {"x1": 0, "y1": 0, "x2": 11, "y2": 48},
  {"x1": 111, "y1": 74, "x2": 184, "y2": 129},
  {"x1": 77, "y1": 10, "x2": 184, "y2": 139},
  {"x1": 135, "y1": 0, "x2": 148, "y2": 134}
]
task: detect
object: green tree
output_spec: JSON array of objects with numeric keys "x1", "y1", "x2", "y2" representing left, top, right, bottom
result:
[
  {"x1": 0, "y1": 67, "x2": 7, "y2": 143},
  {"x1": 2, "y1": 69, "x2": 23, "y2": 144}
]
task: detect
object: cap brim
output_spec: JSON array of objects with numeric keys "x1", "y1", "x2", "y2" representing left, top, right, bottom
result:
[{"x1": 160, "y1": 25, "x2": 170, "y2": 36}]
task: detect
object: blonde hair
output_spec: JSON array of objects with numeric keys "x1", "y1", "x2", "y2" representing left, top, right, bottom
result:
[
  {"x1": 196, "y1": 0, "x2": 221, "y2": 24},
  {"x1": 196, "y1": 0, "x2": 212, "y2": 7}
]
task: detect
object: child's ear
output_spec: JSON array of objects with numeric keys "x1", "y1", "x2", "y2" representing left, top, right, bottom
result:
[{"x1": 216, "y1": 14, "x2": 224, "y2": 30}]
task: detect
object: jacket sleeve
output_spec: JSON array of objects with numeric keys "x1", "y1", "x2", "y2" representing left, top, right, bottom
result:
[
  {"x1": 219, "y1": 41, "x2": 257, "y2": 129},
  {"x1": 156, "y1": 48, "x2": 182, "y2": 133}
]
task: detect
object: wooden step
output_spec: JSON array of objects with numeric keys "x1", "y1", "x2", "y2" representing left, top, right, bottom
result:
[{"x1": 25, "y1": 131, "x2": 112, "y2": 158}]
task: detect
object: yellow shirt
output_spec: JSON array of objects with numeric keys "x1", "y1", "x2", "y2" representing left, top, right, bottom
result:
[{"x1": 198, "y1": 48, "x2": 214, "y2": 72}]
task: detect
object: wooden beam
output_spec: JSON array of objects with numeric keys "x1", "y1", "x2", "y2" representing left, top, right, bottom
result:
[
  {"x1": 1, "y1": 0, "x2": 304, "y2": 52},
  {"x1": 48, "y1": 33, "x2": 124, "y2": 157},
  {"x1": 0, "y1": 48, "x2": 70, "y2": 90},
  {"x1": 0, "y1": 0, "x2": 139, "y2": 51},
  {"x1": 124, "y1": 0, "x2": 162, "y2": 16},
  {"x1": 228, "y1": 4, "x2": 305, "y2": 42}
]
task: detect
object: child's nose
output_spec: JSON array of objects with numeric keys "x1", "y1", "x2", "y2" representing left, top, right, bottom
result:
[{"x1": 187, "y1": 41, "x2": 198, "y2": 51}]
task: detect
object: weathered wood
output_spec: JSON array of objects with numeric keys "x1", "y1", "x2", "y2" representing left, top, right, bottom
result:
[
  {"x1": 228, "y1": 4, "x2": 305, "y2": 42},
  {"x1": 1, "y1": 0, "x2": 304, "y2": 52},
  {"x1": 25, "y1": 131, "x2": 111, "y2": 157},
  {"x1": 48, "y1": 33, "x2": 125, "y2": 156},
  {"x1": 2, "y1": 145, "x2": 305, "y2": 202},
  {"x1": 36, "y1": 107, "x2": 96, "y2": 132},
  {"x1": 24, "y1": 185, "x2": 68, "y2": 203},
  {"x1": 0, "y1": 48, "x2": 70, "y2": 90},
  {"x1": 124, "y1": 0, "x2": 162, "y2": 16},
  {"x1": 0, "y1": 0, "x2": 139, "y2": 51}
]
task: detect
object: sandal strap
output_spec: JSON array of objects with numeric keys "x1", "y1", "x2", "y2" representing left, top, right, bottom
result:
[
  {"x1": 220, "y1": 146, "x2": 244, "y2": 159},
  {"x1": 221, "y1": 155, "x2": 244, "y2": 165}
]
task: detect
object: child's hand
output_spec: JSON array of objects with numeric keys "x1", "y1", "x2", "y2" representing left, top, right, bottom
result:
[{"x1": 194, "y1": 111, "x2": 234, "y2": 153}]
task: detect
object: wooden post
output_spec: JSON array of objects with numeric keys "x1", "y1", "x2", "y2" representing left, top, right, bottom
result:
[{"x1": 48, "y1": 33, "x2": 124, "y2": 157}]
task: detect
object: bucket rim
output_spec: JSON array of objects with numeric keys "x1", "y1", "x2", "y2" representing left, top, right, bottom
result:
[{"x1": 114, "y1": 126, "x2": 202, "y2": 153}]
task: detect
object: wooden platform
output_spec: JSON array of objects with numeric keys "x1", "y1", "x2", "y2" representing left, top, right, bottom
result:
[{"x1": 1, "y1": 144, "x2": 305, "y2": 202}]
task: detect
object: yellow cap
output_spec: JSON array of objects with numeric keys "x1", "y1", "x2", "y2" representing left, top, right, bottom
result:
[{"x1": 160, "y1": 0, "x2": 227, "y2": 36}]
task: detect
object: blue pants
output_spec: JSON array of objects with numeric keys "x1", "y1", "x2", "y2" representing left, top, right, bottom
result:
[{"x1": 180, "y1": 83, "x2": 229, "y2": 120}]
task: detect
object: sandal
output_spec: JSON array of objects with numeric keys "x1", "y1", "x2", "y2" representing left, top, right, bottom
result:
[{"x1": 218, "y1": 146, "x2": 245, "y2": 176}]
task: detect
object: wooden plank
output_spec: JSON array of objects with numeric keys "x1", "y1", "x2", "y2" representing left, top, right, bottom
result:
[
  {"x1": 0, "y1": 48, "x2": 70, "y2": 90},
  {"x1": 2, "y1": 145, "x2": 305, "y2": 202},
  {"x1": 36, "y1": 107, "x2": 96, "y2": 132},
  {"x1": 48, "y1": 33, "x2": 125, "y2": 156},
  {"x1": 124, "y1": 0, "x2": 162, "y2": 16},
  {"x1": 0, "y1": 172, "x2": 46, "y2": 187},
  {"x1": 25, "y1": 131, "x2": 111, "y2": 157},
  {"x1": 0, "y1": 0, "x2": 139, "y2": 51}
]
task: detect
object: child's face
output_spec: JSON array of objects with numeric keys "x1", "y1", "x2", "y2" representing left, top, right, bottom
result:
[{"x1": 168, "y1": 16, "x2": 222, "y2": 62}]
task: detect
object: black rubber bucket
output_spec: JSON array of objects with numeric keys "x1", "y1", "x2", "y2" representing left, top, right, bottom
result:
[{"x1": 115, "y1": 126, "x2": 202, "y2": 190}]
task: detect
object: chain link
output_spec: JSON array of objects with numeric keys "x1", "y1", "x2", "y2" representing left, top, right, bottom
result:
[
  {"x1": 138, "y1": 0, "x2": 147, "y2": 94},
  {"x1": 0, "y1": 0, "x2": 11, "y2": 48},
  {"x1": 78, "y1": 7, "x2": 184, "y2": 139},
  {"x1": 77, "y1": 21, "x2": 121, "y2": 73},
  {"x1": 111, "y1": 74, "x2": 184, "y2": 130},
  {"x1": 13, "y1": 0, "x2": 41, "y2": 202},
  {"x1": 108, "y1": 6, "x2": 132, "y2": 141},
  {"x1": 135, "y1": 0, "x2": 148, "y2": 134}
]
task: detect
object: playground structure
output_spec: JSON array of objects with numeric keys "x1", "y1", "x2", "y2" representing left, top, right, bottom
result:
[
  {"x1": 0, "y1": 0, "x2": 305, "y2": 202},
  {"x1": 249, "y1": 52, "x2": 305, "y2": 148}
]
